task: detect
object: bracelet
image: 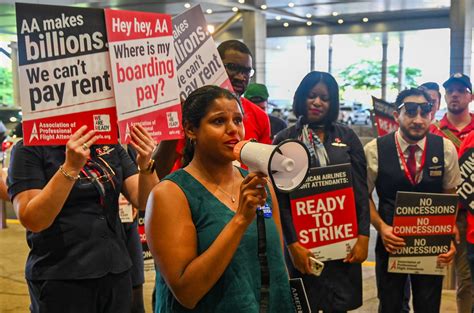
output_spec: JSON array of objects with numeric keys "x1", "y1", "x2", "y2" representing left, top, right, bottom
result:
[
  {"x1": 138, "y1": 159, "x2": 155, "y2": 175},
  {"x1": 59, "y1": 165, "x2": 80, "y2": 181}
]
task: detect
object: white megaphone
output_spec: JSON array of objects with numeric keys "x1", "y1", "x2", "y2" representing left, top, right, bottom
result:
[{"x1": 233, "y1": 139, "x2": 310, "y2": 193}]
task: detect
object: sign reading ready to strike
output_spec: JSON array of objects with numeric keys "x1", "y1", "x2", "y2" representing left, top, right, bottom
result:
[
  {"x1": 388, "y1": 192, "x2": 458, "y2": 275},
  {"x1": 290, "y1": 163, "x2": 358, "y2": 261},
  {"x1": 16, "y1": 3, "x2": 118, "y2": 145}
]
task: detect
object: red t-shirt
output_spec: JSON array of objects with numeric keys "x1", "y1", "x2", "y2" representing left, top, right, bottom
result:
[
  {"x1": 460, "y1": 132, "x2": 474, "y2": 243},
  {"x1": 429, "y1": 113, "x2": 474, "y2": 151},
  {"x1": 170, "y1": 97, "x2": 272, "y2": 171}
]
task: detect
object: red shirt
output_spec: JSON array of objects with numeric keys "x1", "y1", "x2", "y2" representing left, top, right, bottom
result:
[
  {"x1": 171, "y1": 97, "x2": 272, "y2": 171},
  {"x1": 429, "y1": 113, "x2": 474, "y2": 152},
  {"x1": 460, "y1": 132, "x2": 474, "y2": 243}
]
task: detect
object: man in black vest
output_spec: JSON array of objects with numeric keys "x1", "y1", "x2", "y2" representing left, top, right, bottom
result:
[{"x1": 364, "y1": 88, "x2": 461, "y2": 313}]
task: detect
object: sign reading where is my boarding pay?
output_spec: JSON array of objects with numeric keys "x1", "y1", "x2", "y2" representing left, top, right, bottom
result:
[
  {"x1": 388, "y1": 192, "x2": 458, "y2": 275},
  {"x1": 105, "y1": 9, "x2": 182, "y2": 143},
  {"x1": 16, "y1": 3, "x2": 118, "y2": 145},
  {"x1": 290, "y1": 163, "x2": 358, "y2": 261}
]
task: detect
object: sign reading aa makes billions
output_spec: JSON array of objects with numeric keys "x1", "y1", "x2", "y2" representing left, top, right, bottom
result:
[
  {"x1": 388, "y1": 192, "x2": 457, "y2": 275},
  {"x1": 105, "y1": 9, "x2": 182, "y2": 143},
  {"x1": 172, "y1": 5, "x2": 233, "y2": 100},
  {"x1": 290, "y1": 163, "x2": 358, "y2": 261},
  {"x1": 16, "y1": 3, "x2": 118, "y2": 145}
]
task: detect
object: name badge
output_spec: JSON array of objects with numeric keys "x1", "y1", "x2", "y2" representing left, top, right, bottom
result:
[
  {"x1": 429, "y1": 170, "x2": 442, "y2": 177},
  {"x1": 259, "y1": 203, "x2": 272, "y2": 218}
]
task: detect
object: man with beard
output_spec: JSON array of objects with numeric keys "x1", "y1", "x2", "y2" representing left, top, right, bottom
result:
[
  {"x1": 429, "y1": 73, "x2": 474, "y2": 313},
  {"x1": 419, "y1": 82, "x2": 442, "y2": 122},
  {"x1": 365, "y1": 88, "x2": 460, "y2": 313}
]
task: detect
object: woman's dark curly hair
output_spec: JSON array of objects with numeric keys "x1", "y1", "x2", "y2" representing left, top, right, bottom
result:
[{"x1": 181, "y1": 85, "x2": 242, "y2": 167}]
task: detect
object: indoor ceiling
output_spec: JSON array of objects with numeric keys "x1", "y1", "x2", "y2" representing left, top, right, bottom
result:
[{"x1": 0, "y1": 0, "x2": 456, "y2": 41}]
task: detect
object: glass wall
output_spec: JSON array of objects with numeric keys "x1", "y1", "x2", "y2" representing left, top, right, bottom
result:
[{"x1": 266, "y1": 28, "x2": 451, "y2": 109}]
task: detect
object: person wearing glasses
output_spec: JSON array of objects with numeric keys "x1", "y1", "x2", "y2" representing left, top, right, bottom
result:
[
  {"x1": 217, "y1": 40, "x2": 271, "y2": 145},
  {"x1": 429, "y1": 74, "x2": 474, "y2": 313},
  {"x1": 146, "y1": 86, "x2": 293, "y2": 312},
  {"x1": 365, "y1": 88, "x2": 460, "y2": 313},
  {"x1": 154, "y1": 40, "x2": 271, "y2": 178},
  {"x1": 7, "y1": 124, "x2": 159, "y2": 313},
  {"x1": 272, "y1": 71, "x2": 370, "y2": 312}
]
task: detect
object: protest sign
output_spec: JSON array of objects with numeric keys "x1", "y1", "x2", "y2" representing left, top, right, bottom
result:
[
  {"x1": 172, "y1": 4, "x2": 233, "y2": 99},
  {"x1": 458, "y1": 148, "x2": 474, "y2": 213},
  {"x1": 138, "y1": 210, "x2": 154, "y2": 272},
  {"x1": 290, "y1": 163, "x2": 358, "y2": 261},
  {"x1": 105, "y1": 9, "x2": 182, "y2": 143},
  {"x1": 372, "y1": 96, "x2": 398, "y2": 136},
  {"x1": 16, "y1": 3, "x2": 117, "y2": 145},
  {"x1": 388, "y1": 192, "x2": 457, "y2": 275}
]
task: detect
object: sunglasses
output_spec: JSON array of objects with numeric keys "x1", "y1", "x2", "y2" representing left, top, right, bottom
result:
[
  {"x1": 398, "y1": 102, "x2": 433, "y2": 117},
  {"x1": 224, "y1": 63, "x2": 255, "y2": 78}
]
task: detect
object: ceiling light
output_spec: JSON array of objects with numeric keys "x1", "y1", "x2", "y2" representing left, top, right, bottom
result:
[
  {"x1": 306, "y1": 13, "x2": 312, "y2": 18},
  {"x1": 184, "y1": 3, "x2": 191, "y2": 9},
  {"x1": 206, "y1": 8, "x2": 213, "y2": 14},
  {"x1": 232, "y1": 7, "x2": 239, "y2": 12},
  {"x1": 337, "y1": 19, "x2": 344, "y2": 24},
  {"x1": 332, "y1": 12, "x2": 339, "y2": 16},
  {"x1": 260, "y1": 4, "x2": 267, "y2": 10},
  {"x1": 207, "y1": 25, "x2": 215, "y2": 33},
  {"x1": 306, "y1": 21, "x2": 312, "y2": 26},
  {"x1": 283, "y1": 22, "x2": 289, "y2": 27},
  {"x1": 238, "y1": 0, "x2": 245, "y2": 3},
  {"x1": 275, "y1": 15, "x2": 282, "y2": 20},
  {"x1": 362, "y1": 17, "x2": 369, "y2": 22},
  {"x1": 288, "y1": 2, "x2": 295, "y2": 8}
]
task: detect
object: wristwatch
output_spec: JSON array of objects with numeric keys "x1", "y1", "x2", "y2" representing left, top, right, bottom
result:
[{"x1": 138, "y1": 159, "x2": 155, "y2": 174}]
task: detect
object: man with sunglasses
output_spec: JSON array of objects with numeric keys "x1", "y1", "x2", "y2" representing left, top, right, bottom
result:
[
  {"x1": 429, "y1": 73, "x2": 474, "y2": 313},
  {"x1": 365, "y1": 88, "x2": 461, "y2": 313}
]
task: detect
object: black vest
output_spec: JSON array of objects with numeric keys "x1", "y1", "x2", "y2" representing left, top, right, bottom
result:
[{"x1": 375, "y1": 133, "x2": 444, "y2": 225}]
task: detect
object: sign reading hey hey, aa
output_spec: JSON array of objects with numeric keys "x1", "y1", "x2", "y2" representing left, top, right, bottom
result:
[
  {"x1": 290, "y1": 164, "x2": 358, "y2": 261},
  {"x1": 172, "y1": 4, "x2": 233, "y2": 99},
  {"x1": 105, "y1": 9, "x2": 182, "y2": 143},
  {"x1": 16, "y1": 3, "x2": 117, "y2": 145},
  {"x1": 388, "y1": 192, "x2": 458, "y2": 275}
]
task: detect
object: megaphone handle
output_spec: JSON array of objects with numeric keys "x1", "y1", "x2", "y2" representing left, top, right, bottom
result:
[{"x1": 256, "y1": 210, "x2": 269, "y2": 313}]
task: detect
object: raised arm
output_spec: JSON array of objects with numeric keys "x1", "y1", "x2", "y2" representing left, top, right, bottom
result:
[
  {"x1": 12, "y1": 126, "x2": 97, "y2": 232},
  {"x1": 122, "y1": 124, "x2": 159, "y2": 211},
  {"x1": 145, "y1": 172, "x2": 267, "y2": 309}
]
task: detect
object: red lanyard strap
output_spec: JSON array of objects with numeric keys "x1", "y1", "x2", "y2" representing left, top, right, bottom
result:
[{"x1": 394, "y1": 134, "x2": 427, "y2": 186}]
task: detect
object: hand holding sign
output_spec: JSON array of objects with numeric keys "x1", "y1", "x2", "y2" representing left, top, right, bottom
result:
[
  {"x1": 287, "y1": 241, "x2": 313, "y2": 275},
  {"x1": 380, "y1": 223, "x2": 405, "y2": 253},
  {"x1": 344, "y1": 235, "x2": 369, "y2": 263},
  {"x1": 64, "y1": 125, "x2": 98, "y2": 174},
  {"x1": 129, "y1": 124, "x2": 156, "y2": 171},
  {"x1": 437, "y1": 241, "x2": 456, "y2": 266}
]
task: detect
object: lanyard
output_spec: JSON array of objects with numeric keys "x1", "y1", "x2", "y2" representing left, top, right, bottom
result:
[{"x1": 394, "y1": 134, "x2": 427, "y2": 186}]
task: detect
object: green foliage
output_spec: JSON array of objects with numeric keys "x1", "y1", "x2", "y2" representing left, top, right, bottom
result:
[
  {"x1": 339, "y1": 59, "x2": 421, "y2": 91},
  {"x1": 0, "y1": 67, "x2": 13, "y2": 105}
]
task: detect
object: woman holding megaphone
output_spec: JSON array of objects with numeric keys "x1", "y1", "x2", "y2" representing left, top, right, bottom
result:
[
  {"x1": 273, "y1": 71, "x2": 370, "y2": 313},
  {"x1": 145, "y1": 85, "x2": 293, "y2": 312}
]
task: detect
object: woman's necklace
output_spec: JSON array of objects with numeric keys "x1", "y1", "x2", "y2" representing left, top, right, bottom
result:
[{"x1": 194, "y1": 164, "x2": 236, "y2": 203}]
